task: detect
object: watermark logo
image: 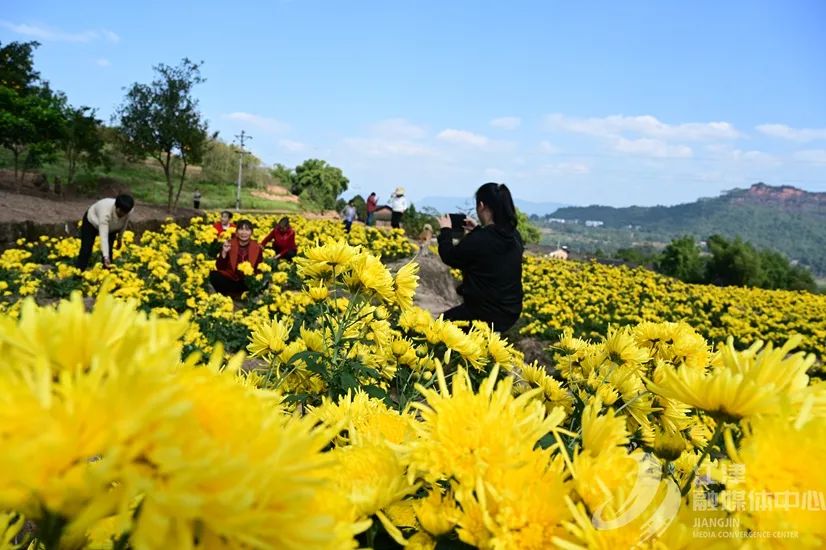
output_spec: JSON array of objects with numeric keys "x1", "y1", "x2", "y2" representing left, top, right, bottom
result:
[
  {"x1": 591, "y1": 453, "x2": 682, "y2": 543},
  {"x1": 590, "y1": 458, "x2": 821, "y2": 544}
]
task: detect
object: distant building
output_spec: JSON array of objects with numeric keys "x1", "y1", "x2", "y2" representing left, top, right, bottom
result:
[
  {"x1": 585, "y1": 220, "x2": 604, "y2": 227},
  {"x1": 547, "y1": 246, "x2": 570, "y2": 260},
  {"x1": 546, "y1": 218, "x2": 566, "y2": 224}
]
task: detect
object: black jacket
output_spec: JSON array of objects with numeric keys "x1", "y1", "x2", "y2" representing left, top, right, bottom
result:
[{"x1": 437, "y1": 224, "x2": 524, "y2": 326}]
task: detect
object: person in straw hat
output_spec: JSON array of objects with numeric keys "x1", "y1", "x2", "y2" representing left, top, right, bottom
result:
[{"x1": 389, "y1": 186, "x2": 409, "y2": 229}]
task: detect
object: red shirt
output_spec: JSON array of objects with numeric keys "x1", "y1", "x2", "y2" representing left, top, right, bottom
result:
[
  {"x1": 215, "y1": 238, "x2": 262, "y2": 281},
  {"x1": 261, "y1": 227, "x2": 297, "y2": 257},
  {"x1": 213, "y1": 221, "x2": 235, "y2": 236},
  {"x1": 366, "y1": 195, "x2": 378, "y2": 213}
]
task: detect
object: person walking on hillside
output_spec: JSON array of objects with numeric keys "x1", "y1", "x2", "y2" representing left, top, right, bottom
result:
[
  {"x1": 389, "y1": 187, "x2": 408, "y2": 230},
  {"x1": 436, "y1": 182, "x2": 524, "y2": 333},
  {"x1": 75, "y1": 194, "x2": 135, "y2": 270},
  {"x1": 260, "y1": 216, "x2": 298, "y2": 261},
  {"x1": 341, "y1": 200, "x2": 357, "y2": 233},
  {"x1": 193, "y1": 189, "x2": 202, "y2": 210},
  {"x1": 366, "y1": 192, "x2": 378, "y2": 226}
]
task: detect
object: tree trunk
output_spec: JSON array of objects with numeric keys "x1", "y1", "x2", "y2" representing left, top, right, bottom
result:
[
  {"x1": 67, "y1": 148, "x2": 77, "y2": 187},
  {"x1": 12, "y1": 149, "x2": 20, "y2": 192},
  {"x1": 172, "y1": 160, "x2": 188, "y2": 211},
  {"x1": 163, "y1": 151, "x2": 173, "y2": 213}
]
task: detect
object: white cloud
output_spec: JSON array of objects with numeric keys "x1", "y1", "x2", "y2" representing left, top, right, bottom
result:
[
  {"x1": 224, "y1": 112, "x2": 290, "y2": 134},
  {"x1": 343, "y1": 137, "x2": 437, "y2": 158},
  {"x1": 437, "y1": 128, "x2": 489, "y2": 147},
  {"x1": 95, "y1": 58, "x2": 111, "y2": 67},
  {"x1": 484, "y1": 168, "x2": 507, "y2": 180},
  {"x1": 793, "y1": 149, "x2": 826, "y2": 165},
  {"x1": 0, "y1": 21, "x2": 120, "y2": 43},
  {"x1": 538, "y1": 140, "x2": 559, "y2": 154},
  {"x1": 545, "y1": 113, "x2": 740, "y2": 141},
  {"x1": 490, "y1": 116, "x2": 521, "y2": 130},
  {"x1": 100, "y1": 30, "x2": 121, "y2": 43},
  {"x1": 729, "y1": 149, "x2": 778, "y2": 164},
  {"x1": 705, "y1": 144, "x2": 780, "y2": 165},
  {"x1": 278, "y1": 139, "x2": 307, "y2": 153},
  {"x1": 436, "y1": 129, "x2": 516, "y2": 153},
  {"x1": 756, "y1": 124, "x2": 826, "y2": 142},
  {"x1": 369, "y1": 118, "x2": 426, "y2": 139},
  {"x1": 614, "y1": 138, "x2": 693, "y2": 158},
  {"x1": 537, "y1": 162, "x2": 590, "y2": 176}
]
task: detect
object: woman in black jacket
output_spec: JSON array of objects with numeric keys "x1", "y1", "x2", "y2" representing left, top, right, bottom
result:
[{"x1": 436, "y1": 182, "x2": 524, "y2": 333}]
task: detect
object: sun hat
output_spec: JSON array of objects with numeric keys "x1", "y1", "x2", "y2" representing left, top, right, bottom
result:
[{"x1": 394, "y1": 186, "x2": 405, "y2": 196}]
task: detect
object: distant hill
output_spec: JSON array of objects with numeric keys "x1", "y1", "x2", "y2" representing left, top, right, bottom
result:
[
  {"x1": 546, "y1": 183, "x2": 826, "y2": 274},
  {"x1": 418, "y1": 196, "x2": 568, "y2": 216}
]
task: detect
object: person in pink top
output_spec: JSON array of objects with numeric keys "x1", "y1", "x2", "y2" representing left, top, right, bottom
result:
[{"x1": 366, "y1": 192, "x2": 378, "y2": 226}]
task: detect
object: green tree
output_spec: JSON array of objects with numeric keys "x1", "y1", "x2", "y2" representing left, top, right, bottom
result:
[
  {"x1": 61, "y1": 105, "x2": 109, "y2": 187},
  {"x1": 115, "y1": 58, "x2": 210, "y2": 211},
  {"x1": 200, "y1": 138, "x2": 267, "y2": 188},
  {"x1": 705, "y1": 235, "x2": 763, "y2": 287},
  {"x1": 516, "y1": 208, "x2": 541, "y2": 245},
  {"x1": 199, "y1": 138, "x2": 237, "y2": 183},
  {"x1": 615, "y1": 247, "x2": 657, "y2": 267},
  {"x1": 0, "y1": 41, "x2": 65, "y2": 186},
  {"x1": 656, "y1": 236, "x2": 706, "y2": 283},
  {"x1": 291, "y1": 159, "x2": 348, "y2": 210},
  {"x1": 270, "y1": 163, "x2": 294, "y2": 189},
  {"x1": 402, "y1": 204, "x2": 439, "y2": 238},
  {"x1": 759, "y1": 249, "x2": 816, "y2": 291}
]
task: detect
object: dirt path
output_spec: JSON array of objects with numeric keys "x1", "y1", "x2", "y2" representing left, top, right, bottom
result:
[{"x1": 0, "y1": 189, "x2": 198, "y2": 224}]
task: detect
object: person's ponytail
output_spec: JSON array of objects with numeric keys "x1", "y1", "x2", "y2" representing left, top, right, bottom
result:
[{"x1": 476, "y1": 182, "x2": 518, "y2": 230}]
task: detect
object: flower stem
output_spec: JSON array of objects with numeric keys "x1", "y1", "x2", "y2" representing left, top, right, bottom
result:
[{"x1": 681, "y1": 419, "x2": 725, "y2": 497}]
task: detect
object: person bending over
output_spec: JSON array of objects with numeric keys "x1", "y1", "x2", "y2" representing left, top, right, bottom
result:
[
  {"x1": 75, "y1": 194, "x2": 134, "y2": 270},
  {"x1": 209, "y1": 219, "x2": 262, "y2": 297},
  {"x1": 260, "y1": 216, "x2": 298, "y2": 260},
  {"x1": 436, "y1": 182, "x2": 523, "y2": 333}
]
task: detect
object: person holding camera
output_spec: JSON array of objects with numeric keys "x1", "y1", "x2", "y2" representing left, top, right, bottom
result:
[{"x1": 436, "y1": 182, "x2": 523, "y2": 333}]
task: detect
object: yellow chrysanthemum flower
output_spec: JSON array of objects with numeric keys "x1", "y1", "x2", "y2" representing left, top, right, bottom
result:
[
  {"x1": 394, "y1": 261, "x2": 419, "y2": 310},
  {"x1": 649, "y1": 337, "x2": 814, "y2": 420},
  {"x1": 247, "y1": 316, "x2": 293, "y2": 358}
]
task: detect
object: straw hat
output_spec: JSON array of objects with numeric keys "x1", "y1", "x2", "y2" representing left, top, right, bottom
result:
[{"x1": 394, "y1": 186, "x2": 406, "y2": 196}]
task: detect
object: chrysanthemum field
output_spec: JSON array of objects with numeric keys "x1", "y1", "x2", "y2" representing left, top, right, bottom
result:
[{"x1": 1, "y1": 215, "x2": 824, "y2": 549}]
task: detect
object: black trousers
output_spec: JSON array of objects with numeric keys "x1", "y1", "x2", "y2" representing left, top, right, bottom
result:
[
  {"x1": 209, "y1": 271, "x2": 248, "y2": 297},
  {"x1": 75, "y1": 213, "x2": 117, "y2": 270},
  {"x1": 442, "y1": 303, "x2": 517, "y2": 334},
  {"x1": 391, "y1": 211, "x2": 403, "y2": 229},
  {"x1": 194, "y1": 200, "x2": 201, "y2": 209}
]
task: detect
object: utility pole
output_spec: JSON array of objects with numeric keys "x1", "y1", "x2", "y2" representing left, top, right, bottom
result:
[{"x1": 234, "y1": 130, "x2": 252, "y2": 211}]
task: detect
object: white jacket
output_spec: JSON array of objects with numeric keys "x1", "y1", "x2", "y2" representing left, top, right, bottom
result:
[
  {"x1": 389, "y1": 194, "x2": 408, "y2": 213},
  {"x1": 86, "y1": 198, "x2": 131, "y2": 260}
]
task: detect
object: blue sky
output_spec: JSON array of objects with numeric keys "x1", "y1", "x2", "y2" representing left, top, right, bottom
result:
[{"x1": 3, "y1": 0, "x2": 825, "y2": 207}]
